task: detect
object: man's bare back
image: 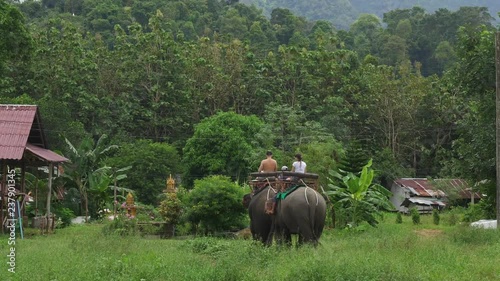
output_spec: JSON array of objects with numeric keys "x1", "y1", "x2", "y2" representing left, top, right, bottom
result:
[{"x1": 259, "y1": 151, "x2": 277, "y2": 172}]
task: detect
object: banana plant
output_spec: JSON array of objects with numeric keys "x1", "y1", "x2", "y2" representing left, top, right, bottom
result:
[
  {"x1": 63, "y1": 134, "x2": 118, "y2": 220},
  {"x1": 88, "y1": 166, "x2": 134, "y2": 218},
  {"x1": 327, "y1": 159, "x2": 394, "y2": 228}
]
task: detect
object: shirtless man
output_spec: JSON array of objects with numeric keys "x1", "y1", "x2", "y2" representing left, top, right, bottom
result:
[{"x1": 258, "y1": 150, "x2": 278, "y2": 172}]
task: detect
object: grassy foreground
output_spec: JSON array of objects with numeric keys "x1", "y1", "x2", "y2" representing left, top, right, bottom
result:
[{"x1": 1, "y1": 213, "x2": 500, "y2": 281}]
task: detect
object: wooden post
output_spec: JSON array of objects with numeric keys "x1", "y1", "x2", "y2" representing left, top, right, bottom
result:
[
  {"x1": 496, "y1": 31, "x2": 500, "y2": 226},
  {"x1": 46, "y1": 162, "x2": 53, "y2": 232}
]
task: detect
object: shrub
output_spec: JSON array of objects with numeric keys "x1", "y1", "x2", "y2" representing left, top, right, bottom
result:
[
  {"x1": 463, "y1": 203, "x2": 484, "y2": 222},
  {"x1": 396, "y1": 212, "x2": 403, "y2": 224},
  {"x1": 159, "y1": 193, "x2": 183, "y2": 225},
  {"x1": 53, "y1": 206, "x2": 76, "y2": 228},
  {"x1": 102, "y1": 215, "x2": 137, "y2": 236},
  {"x1": 433, "y1": 209, "x2": 440, "y2": 225},
  {"x1": 445, "y1": 207, "x2": 463, "y2": 226},
  {"x1": 410, "y1": 208, "x2": 420, "y2": 225},
  {"x1": 185, "y1": 175, "x2": 246, "y2": 235}
]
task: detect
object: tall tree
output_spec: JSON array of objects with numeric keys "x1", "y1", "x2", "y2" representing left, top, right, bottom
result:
[
  {"x1": 182, "y1": 111, "x2": 264, "y2": 186},
  {"x1": 441, "y1": 25, "x2": 496, "y2": 183},
  {"x1": 348, "y1": 60, "x2": 434, "y2": 173},
  {"x1": 0, "y1": 0, "x2": 32, "y2": 97}
]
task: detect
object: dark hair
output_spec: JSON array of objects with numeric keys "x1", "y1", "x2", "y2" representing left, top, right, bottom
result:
[
  {"x1": 266, "y1": 150, "x2": 273, "y2": 156},
  {"x1": 295, "y1": 153, "x2": 302, "y2": 161}
]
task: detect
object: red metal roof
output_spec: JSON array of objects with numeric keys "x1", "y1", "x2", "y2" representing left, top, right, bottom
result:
[
  {"x1": 25, "y1": 143, "x2": 68, "y2": 163},
  {"x1": 0, "y1": 105, "x2": 38, "y2": 160}
]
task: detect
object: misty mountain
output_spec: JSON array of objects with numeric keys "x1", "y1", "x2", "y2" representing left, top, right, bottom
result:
[{"x1": 240, "y1": 0, "x2": 500, "y2": 29}]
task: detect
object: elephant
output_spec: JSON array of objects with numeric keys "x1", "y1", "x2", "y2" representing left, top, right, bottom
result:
[
  {"x1": 273, "y1": 185, "x2": 327, "y2": 246},
  {"x1": 243, "y1": 184, "x2": 277, "y2": 245}
]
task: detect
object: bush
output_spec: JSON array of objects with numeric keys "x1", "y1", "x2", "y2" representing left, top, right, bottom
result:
[
  {"x1": 445, "y1": 207, "x2": 464, "y2": 226},
  {"x1": 463, "y1": 203, "x2": 484, "y2": 222},
  {"x1": 102, "y1": 215, "x2": 137, "y2": 236},
  {"x1": 53, "y1": 206, "x2": 76, "y2": 228},
  {"x1": 185, "y1": 175, "x2": 247, "y2": 235},
  {"x1": 410, "y1": 208, "x2": 420, "y2": 225},
  {"x1": 396, "y1": 212, "x2": 403, "y2": 224},
  {"x1": 432, "y1": 209, "x2": 440, "y2": 225},
  {"x1": 159, "y1": 193, "x2": 183, "y2": 225}
]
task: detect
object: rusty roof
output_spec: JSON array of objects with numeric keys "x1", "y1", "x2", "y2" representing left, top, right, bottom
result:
[
  {"x1": 394, "y1": 178, "x2": 434, "y2": 197},
  {"x1": 25, "y1": 143, "x2": 68, "y2": 163},
  {"x1": 394, "y1": 178, "x2": 480, "y2": 199},
  {"x1": 0, "y1": 104, "x2": 48, "y2": 160},
  {"x1": 433, "y1": 178, "x2": 481, "y2": 199}
]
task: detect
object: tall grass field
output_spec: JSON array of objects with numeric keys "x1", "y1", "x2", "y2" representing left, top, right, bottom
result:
[{"x1": 1, "y1": 212, "x2": 500, "y2": 281}]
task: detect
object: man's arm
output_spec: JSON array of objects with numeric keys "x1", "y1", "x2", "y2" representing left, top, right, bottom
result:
[{"x1": 258, "y1": 160, "x2": 264, "y2": 172}]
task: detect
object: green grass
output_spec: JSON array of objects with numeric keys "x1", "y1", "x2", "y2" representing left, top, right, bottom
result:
[{"x1": 1, "y1": 213, "x2": 500, "y2": 281}]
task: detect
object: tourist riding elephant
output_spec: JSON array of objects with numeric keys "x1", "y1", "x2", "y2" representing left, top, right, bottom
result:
[
  {"x1": 243, "y1": 185, "x2": 277, "y2": 246},
  {"x1": 273, "y1": 186, "x2": 327, "y2": 246}
]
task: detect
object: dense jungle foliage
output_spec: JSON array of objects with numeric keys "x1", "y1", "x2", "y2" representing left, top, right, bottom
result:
[{"x1": 1, "y1": 0, "x2": 499, "y2": 218}]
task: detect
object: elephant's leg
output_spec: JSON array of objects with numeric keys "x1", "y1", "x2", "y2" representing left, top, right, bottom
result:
[
  {"x1": 251, "y1": 221, "x2": 269, "y2": 245},
  {"x1": 274, "y1": 227, "x2": 284, "y2": 245},
  {"x1": 264, "y1": 223, "x2": 274, "y2": 246},
  {"x1": 285, "y1": 231, "x2": 292, "y2": 246},
  {"x1": 297, "y1": 234, "x2": 304, "y2": 247},
  {"x1": 298, "y1": 227, "x2": 316, "y2": 245},
  {"x1": 275, "y1": 230, "x2": 290, "y2": 247},
  {"x1": 274, "y1": 225, "x2": 290, "y2": 246}
]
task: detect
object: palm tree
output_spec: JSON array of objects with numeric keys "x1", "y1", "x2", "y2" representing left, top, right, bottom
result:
[{"x1": 63, "y1": 134, "x2": 118, "y2": 220}]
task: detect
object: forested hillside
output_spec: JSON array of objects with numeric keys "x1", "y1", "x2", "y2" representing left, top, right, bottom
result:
[
  {"x1": 241, "y1": 0, "x2": 500, "y2": 29},
  {"x1": 1, "y1": 0, "x2": 499, "y2": 217}
]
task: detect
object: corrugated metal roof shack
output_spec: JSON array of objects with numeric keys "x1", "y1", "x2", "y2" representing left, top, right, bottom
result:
[
  {"x1": 390, "y1": 178, "x2": 482, "y2": 214},
  {"x1": 0, "y1": 105, "x2": 69, "y2": 234}
]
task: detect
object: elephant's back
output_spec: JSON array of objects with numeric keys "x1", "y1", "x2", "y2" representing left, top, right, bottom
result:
[{"x1": 286, "y1": 186, "x2": 323, "y2": 204}]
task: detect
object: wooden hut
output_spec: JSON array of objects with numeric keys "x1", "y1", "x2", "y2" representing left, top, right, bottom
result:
[{"x1": 0, "y1": 104, "x2": 69, "y2": 233}]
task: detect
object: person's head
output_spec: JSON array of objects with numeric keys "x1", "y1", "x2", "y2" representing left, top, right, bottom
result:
[
  {"x1": 295, "y1": 153, "x2": 302, "y2": 161},
  {"x1": 266, "y1": 150, "x2": 273, "y2": 157}
]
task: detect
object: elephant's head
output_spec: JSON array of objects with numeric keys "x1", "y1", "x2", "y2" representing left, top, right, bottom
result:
[{"x1": 242, "y1": 193, "x2": 252, "y2": 208}]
